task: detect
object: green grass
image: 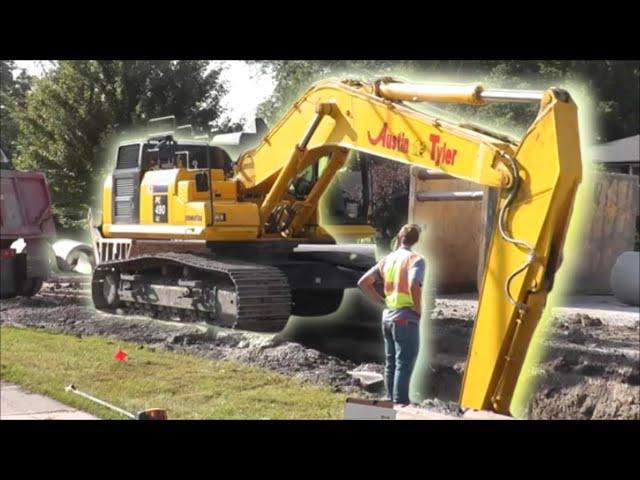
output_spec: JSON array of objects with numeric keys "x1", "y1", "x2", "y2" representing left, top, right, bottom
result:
[{"x1": 0, "y1": 326, "x2": 345, "y2": 419}]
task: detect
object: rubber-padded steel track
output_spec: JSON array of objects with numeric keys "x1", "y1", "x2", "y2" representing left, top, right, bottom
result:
[{"x1": 92, "y1": 252, "x2": 291, "y2": 331}]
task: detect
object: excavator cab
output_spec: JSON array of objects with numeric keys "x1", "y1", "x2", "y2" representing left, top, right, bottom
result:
[
  {"x1": 284, "y1": 151, "x2": 376, "y2": 242},
  {"x1": 143, "y1": 135, "x2": 177, "y2": 170},
  {"x1": 318, "y1": 154, "x2": 376, "y2": 242},
  {"x1": 210, "y1": 117, "x2": 376, "y2": 241}
]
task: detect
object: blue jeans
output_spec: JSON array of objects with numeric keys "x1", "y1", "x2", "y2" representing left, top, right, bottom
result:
[{"x1": 382, "y1": 320, "x2": 419, "y2": 405}]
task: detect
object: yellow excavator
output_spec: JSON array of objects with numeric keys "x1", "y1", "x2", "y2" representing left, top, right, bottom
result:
[{"x1": 89, "y1": 78, "x2": 582, "y2": 415}]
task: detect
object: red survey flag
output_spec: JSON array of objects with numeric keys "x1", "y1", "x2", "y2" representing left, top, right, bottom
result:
[{"x1": 114, "y1": 349, "x2": 127, "y2": 362}]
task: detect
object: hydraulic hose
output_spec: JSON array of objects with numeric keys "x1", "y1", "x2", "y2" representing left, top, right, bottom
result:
[
  {"x1": 496, "y1": 151, "x2": 537, "y2": 315},
  {"x1": 490, "y1": 150, "x2": 539, "y2": 410}
]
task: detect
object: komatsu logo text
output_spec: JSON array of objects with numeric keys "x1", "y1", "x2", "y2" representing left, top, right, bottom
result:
[
  {"x1": 429, "y1": 134, "x2": 457, "y2": 166},
  {"x1": 367, "y1": 123, "x2": 409, "y2": 154}
]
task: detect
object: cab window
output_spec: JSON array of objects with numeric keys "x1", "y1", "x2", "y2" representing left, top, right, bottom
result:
[
  {"x1": 177, "y1": 146, "x2": 208, "y2": 170},
  {"x1": 116, "y1": 144, "x2": 140, "y2": 169},
  {"x1": 209, "y1": 146, "x2": 234, "y2": 176}
]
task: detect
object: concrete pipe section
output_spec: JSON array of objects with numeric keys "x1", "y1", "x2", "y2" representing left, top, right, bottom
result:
[
  {"x1": 51, "y1": 239, "x2": 95, "y2": 274},
  {"x1": 610, "y1": 251, "x2": 640, "y2": 306},
  {"x1": 11, "y1": 238, "x2": 95, "y2": 275}
]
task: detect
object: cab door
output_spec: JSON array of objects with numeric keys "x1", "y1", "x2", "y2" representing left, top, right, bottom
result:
[{"x1": 177, "y1": 146, "x2": 212, "y2": 226}]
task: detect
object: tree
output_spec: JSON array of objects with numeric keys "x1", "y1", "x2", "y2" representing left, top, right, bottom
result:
[
  {"x1": 252, "y1": 60, "x2": 419, "y2": 124},
  {"x1": 427, "y1": 60, "x2": 640, "y2": 142},
  {"x1": 0, "y1": 60, "x2": 33, "y2": 158},
  {"x1": 253, "y1": 60, "x2": 503, "y2": 126},
  {"x1": 13, "y1": 60, "x2": 230, "y2": 233}
]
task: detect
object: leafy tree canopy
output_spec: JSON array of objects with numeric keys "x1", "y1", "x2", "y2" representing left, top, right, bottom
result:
[{"x1": 0, "y1": 60, "x2": 33, "y2": 158}]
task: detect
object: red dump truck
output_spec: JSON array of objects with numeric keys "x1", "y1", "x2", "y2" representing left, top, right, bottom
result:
[{"x1": 0, "y1": 148, "x2": 56, "y2": 298}]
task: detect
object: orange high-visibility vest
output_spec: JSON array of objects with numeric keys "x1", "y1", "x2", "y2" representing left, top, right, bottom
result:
[{"x1": 378, "y1": 247, "x2": 423, "y2": 309}]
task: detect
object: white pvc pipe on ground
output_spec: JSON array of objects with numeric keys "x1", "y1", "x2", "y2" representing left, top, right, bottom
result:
[{"x1": 610, "y1": 251, "x2": 640, "y2": 306}]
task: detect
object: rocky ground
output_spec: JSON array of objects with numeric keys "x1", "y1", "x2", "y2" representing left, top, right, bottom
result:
[
  {"x1": 425, "y1": 295, "x2": 639, "y2": 419},
  {"x1": 1, "y1": 280, "x2": 638, "y2": 419}
]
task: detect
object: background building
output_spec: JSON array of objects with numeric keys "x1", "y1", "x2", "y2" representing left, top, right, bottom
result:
[{"x1": 589, "y1": 134, "x2": 639, "y2": 176}]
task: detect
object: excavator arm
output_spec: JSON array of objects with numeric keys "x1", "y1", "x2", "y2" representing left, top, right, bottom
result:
[{"x1": 236, "y1": 78, "x2": 582, "y2": 415}]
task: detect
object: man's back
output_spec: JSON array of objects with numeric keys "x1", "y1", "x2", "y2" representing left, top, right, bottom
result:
[{"x1": 378, "y1": 246, "x2": 425, "y2": 324}]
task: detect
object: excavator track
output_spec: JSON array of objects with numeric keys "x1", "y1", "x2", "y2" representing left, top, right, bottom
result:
[{"x1": 92, "y1": 252, "x2": 291, "y2": 332}]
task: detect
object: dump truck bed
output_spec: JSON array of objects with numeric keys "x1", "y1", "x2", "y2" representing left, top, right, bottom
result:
[{"x1": 0, "y1": 170, "x2": 56, "y2": 241}]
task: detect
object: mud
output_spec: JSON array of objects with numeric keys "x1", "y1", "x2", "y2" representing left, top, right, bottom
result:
[
  {"x1": 419, "y1": 398, "x2": 464, "y2": 417},
  {"x1": 529, "y1": 373, "x2": 639, "y2": 419},
  {"x1": 528, "y1": 317, "x2": 639, "y2": 419},
  {"x1": 1, "y1": 282, "x2": 638, "y2": 419}
]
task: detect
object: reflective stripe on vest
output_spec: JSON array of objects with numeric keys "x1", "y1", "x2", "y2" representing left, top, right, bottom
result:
[{"x1": 378, "y1": 249, "x2": 422, "y2": 310}]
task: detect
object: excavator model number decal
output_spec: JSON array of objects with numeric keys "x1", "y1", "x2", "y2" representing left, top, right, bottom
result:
[{"x1": 153, "y1": 195, "x2": 168, "y2": 223}]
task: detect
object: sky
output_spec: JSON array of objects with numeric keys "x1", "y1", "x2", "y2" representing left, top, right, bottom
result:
[
  {"x1": 12, "y1": 60, "x2": 276, "y2": 127},
  {"x1": 213, "y1": 61, "x2": 275, "y2": 125}
]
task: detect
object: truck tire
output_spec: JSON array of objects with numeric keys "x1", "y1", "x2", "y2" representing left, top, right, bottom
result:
[
  {"x1": 0, "y1": 256, "x2": 18, "y2": 298},
  {"x1": 20, "y1": 277, "x2": 44, "y2": 297}
]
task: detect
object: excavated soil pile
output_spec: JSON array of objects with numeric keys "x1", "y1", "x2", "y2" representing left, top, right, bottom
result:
[{"x1": 528, "y1": 314, "x2": 639, "y2": 419}]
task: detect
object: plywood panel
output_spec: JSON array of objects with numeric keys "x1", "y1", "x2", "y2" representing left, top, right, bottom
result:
[
  {"x1": 570, "y1": 173, "x2": 639, "y2": 294},
  {"x1": 408, "y1": 167, "x2": 483, "y2": 293},
  {"x1": 408, "y1": 169, "x2": 638, "y2": 295}
]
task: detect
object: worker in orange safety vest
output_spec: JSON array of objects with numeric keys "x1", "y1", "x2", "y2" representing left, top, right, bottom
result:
[{"x1": 358, "y1": 224, "x2": 425, "y2": 406}]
